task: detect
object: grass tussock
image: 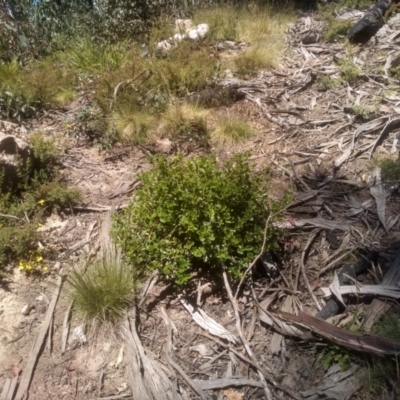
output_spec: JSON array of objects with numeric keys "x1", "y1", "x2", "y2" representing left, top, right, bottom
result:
[
  {"x1": 0, "y1": 57, "x2": 77, "y2": 119},
  {"x1": 212, "y1": 115, "x2": 257, "y2": 145},
  {"x1": 157, "y1": 103, "x2": 210, "y2": 149},
  {"x1": 66, "y1": 253, "x2": 140, "y2": 329},
  {"x1": 64, "y1": 39, "x2": 130, "y2": 75},
  {"x1": 194, "y1": 4, "x2": 292, "y2": 77}
]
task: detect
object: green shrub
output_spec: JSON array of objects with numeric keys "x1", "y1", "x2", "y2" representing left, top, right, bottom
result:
[
  {"x1": 376, "y1": 157, "x2": 400, "y2": 182},
  {"x1": 338, "y1": 58, "x2": 361, "y2": 82},
  {"x1": 0, "y1": 133, "x2": 80, "y2": 271},
  {"x1": 113, "y1": 154, "x2": 282, "y2": 286}
]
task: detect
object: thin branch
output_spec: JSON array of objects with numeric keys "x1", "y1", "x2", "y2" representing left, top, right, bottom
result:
[
  {"x1": 300, "y1": 230, "x2": 322, "y2": 311},
  {"x1": 197, "y1": 331, "x2": 301, "y2": 400},
  {"x1": 224, "y1": 272, "x2": 272, "y2": 400}
]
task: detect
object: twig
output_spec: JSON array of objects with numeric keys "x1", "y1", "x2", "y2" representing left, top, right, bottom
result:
[
  {"x1": 319, "y1": 248, "x2": 356, "y2": 276},
  {"x1": 294, "y1": 230, "x2": 319, "y2": 292},
  {"x1": 0, "y1": 213, "x2": 20, "y2": 220},
  {"x1": 224, "y1": 272, "x2": 272, "y2": 400},
  {"x1": 288, "y1": 158, "x2": 311, "y2": 191},
  {"x1": 61, "y1": 301, "x2": 73, "y2": 354},
  {"x1": 198, "y1": 331, "x2": 301, "y2": 400},
  {"x1": 15, "y1": 275, "x2": 63, "y2": 400},
  {"x1": 300, "y1": 230, "x2": 322, "y2": 311},
  {"x1": 235, "y1": 214, "x2": 273, "y2": 299},
  {"x1": 163, "y1": 352, "x2": 208, "y2": 400}
]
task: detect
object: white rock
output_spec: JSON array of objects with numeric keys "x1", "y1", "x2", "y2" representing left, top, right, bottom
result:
[
  {"x1": 173, "y1": 33, "x2": 187, "y2": 42},
  {"x1": 196, "y1": 23, "x2": 209, "y2": 39}
]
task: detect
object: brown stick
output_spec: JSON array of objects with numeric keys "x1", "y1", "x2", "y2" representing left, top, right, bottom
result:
[
  {"x1": 198, "y1": 331, "x2": 301, "y2": 400},
  {"x1": 15, "y1": 276, "x2": 63, "y2": 400}
]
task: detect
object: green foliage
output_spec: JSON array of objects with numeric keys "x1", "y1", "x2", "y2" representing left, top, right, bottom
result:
[
  {"x1": 0, "y1": 133, "x2": 80, "y2": 270},
  {"x1": 315, "y1": 75, "x2": 341, "y2": 91},
  {"x1": 318, "y1": 0, "x2": 371, "y2": 42},
  {"x1": 0, "y1": 58, "x2": 77, "y2": 120},
  {"x1": 376, "y1": 157, "x2": 400, "y2": 182},
  {"x1": 212, "y1": 116, "x2": 257, "y2": 145},
  {"x1": 234, "y1": 44, "x2": 278, "y2": 78},
  {"x1": 373, "y1": 313, "x2": 400, "y2": 340},
  {"x1": 113, "y1": 154, "x2": 282, "y2": 286},
  {"x1": 0, "y1": 224, "x2": 38, "y2": 269},
  {"x1": 362, "y1": 313, "x2": 400, "y2": 396},
  {"x1": 316, "y1": 344, "x2": 351, "y2": 372},
  {"x1": 65, "y1": 39, "x2": 129, "y2": 75},
  {"x1": 66, "y1": 254, "x2": 140, "y2": 328},
  {"x1": 162, "y1": 104, "x2": 210, "y2": 149},
  {"x1": 338, "y1": 58, "x2": 361, "y2": 83}
]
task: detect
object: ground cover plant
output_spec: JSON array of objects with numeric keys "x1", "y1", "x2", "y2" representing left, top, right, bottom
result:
[
  {"x1": 65, "y1": 250, "x2": 140, "y2": 329},
  {"x1": 0, "y1": 133, "x2": 80, "y2": 271},
  {"x1": 113, "y1": 153, "x2": 284, "y2": 286}
]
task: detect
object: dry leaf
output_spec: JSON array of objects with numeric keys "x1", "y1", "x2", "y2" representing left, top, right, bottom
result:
[{"x1": 223, "y1": 389, "x2": 242, "y2": 400}]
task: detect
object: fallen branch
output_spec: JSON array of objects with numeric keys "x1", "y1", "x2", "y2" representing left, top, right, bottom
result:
[
  {"x1": 223, "y1": 272, "x2": 272, "y2": 400},
  {"x1": 198, "y1": 331, "x2": 301, "y2": 400},
  {"x1": 15, "y1": 275, "x2": 63, "y2": 400},
  {"x1": 273, "y1": 310, "x2": 400, "y2": 356}
]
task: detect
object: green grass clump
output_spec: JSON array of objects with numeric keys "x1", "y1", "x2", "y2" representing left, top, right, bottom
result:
[
  {"x1": 318, "y1": 0, "x2": 372, "y2": 42},
  {"x1": 376, "y1": 157, "x2": 400, "y2": 181},
  {"x1": 0, "y1": 58, "x2": 77, "y2": 120},
  {"x1": 64, "y1": 38, "x2": 129, "y2": 75},
  {"x1": 0, "y1": 132, "x2": 80, "y2": 270},
  {"x1": 234, "y1": 44, "x2": 278, "y2": 78},
  {"x1": 193, "y1": 6, "x2": 239, "y2": 43},
  {"x1": 338, "y1": 58, "x2": 361, "y2": 82},
  {"x1": 66, "y1": 254, "x2": 139, "y2": 328},
  {"x1": 315, "y1": 75, "x2": 341, "y2": 91},
  {"x1": 212, "y1": 116, "x2": 257, "y2": 145},
  {"x1": 363, "y1": 313, "x2": 400, "y2": 396},
  {"x1": 113, "y1": 153, "x2": 282, "y2": 286},
  {"x1": 161, "y1": 104, "x2": 209, "y2": 148}
]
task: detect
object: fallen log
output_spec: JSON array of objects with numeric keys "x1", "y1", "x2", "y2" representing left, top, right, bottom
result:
[{"x1": 348, "y1": 0, "x2": 392, "y2": 44}]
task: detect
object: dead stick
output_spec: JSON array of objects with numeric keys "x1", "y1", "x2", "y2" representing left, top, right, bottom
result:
[
  {"x1": 235, "y1": 214, "x2": 273, "y2": 299},
  {"x1": 294, "y1": 230, "x2": 319, "y2": 292},
  {"x1": 198, "y1": 331, "x2": 300, "y2": 400},
  {"x1": 163, "y1": 352, "x2": 209, "y2": 400},
  {"x1": 224, "y1": 272, "x2": 272, "y2": 400},
  {"x1": 15, "y1": 276, "x2": 63, "y2": 400},
  {"x1": 300, "y1": 230, "x2": 322, "y2": 311}
]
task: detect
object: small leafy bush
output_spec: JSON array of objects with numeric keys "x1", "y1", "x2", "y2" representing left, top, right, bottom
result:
[
  {"x1": 113, "y1": 154, "x2": 281, "y2": 286},
  {"x1": 338, "y1": 58, "x2": 361, "y2": 83},
  {"x1": 0, "y1": 133, "x2": 80, "y2": 270},
  {"x1": 376, "y1": 157, "x2": 400, "y2": 182},
  {"x1": 316, "y1": 344, "x2": 351, "y2": 371}
]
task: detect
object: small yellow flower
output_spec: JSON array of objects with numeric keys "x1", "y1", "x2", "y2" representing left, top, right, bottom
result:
[
  {"x1": 42, "y1": 266, "x2": 48, "y2": 271},
  {"x1": 36, "y1": 256, "x2": 43, "y2": 262},
  {"x1": 38, "y1": 199, "x2": 45, "y2": 206}
]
